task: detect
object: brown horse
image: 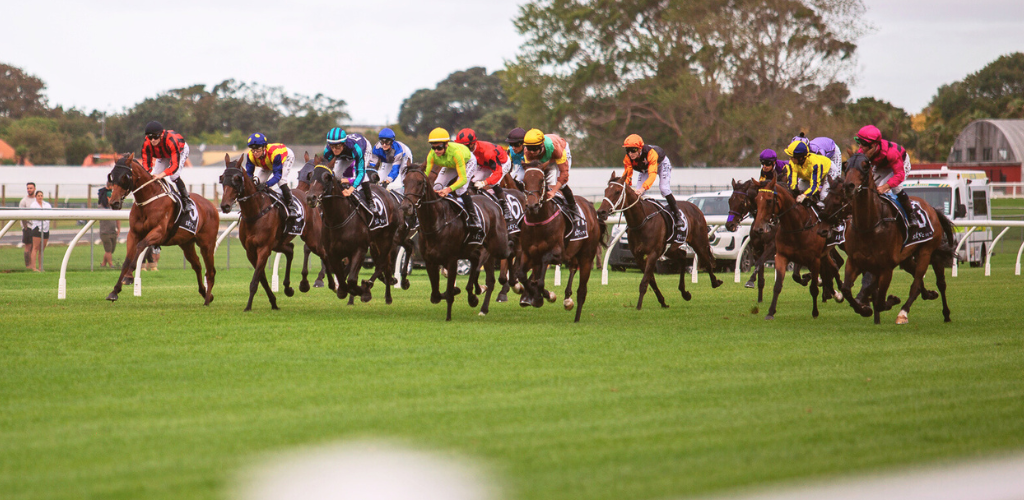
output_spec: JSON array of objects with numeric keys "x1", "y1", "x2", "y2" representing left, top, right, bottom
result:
[
  {"x1": 751, "y1": 178, "x2": 840, "y2": 320},
  {"x1": 518, "y1": 164, "x2": 606, "y2": 322},
  {"x1": 401, "y1": 164, "x2": 509, "y2": 320},
  {"x1": 104, "y1": 153, "x2": 218, "y2": 304},
  {"x1": 473, "y1": 171, "x2": 526, "y2": 303},
  {"x1": 597, "y1": 171, "x2": 722, "y2": 309},
  {"x1": 835, "y1": 153, "x2": 955, "y2": 324},
  {"x1": 306, "y1": 158, "x2": 404, "y2": 305},
  {"x1": 296, "y1": 152, "x2": 336, "y2": 292},
  {"x1": 218, "y1": 154, "x2": 317, "y2": 311}
]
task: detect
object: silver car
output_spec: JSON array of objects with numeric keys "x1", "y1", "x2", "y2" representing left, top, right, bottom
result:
[{"x1": 686, "y1": 190, "x2": 756, "y2": 272}]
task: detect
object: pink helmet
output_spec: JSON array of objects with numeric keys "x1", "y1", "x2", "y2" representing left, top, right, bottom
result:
[{"x1": 856, "y1": 125, "x2": 882, "y2": 145}]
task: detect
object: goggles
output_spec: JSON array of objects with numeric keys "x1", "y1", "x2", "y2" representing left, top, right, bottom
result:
[
  {"x1": 508, "y1": 141, "x2": 523, "y2": 148},
  {"x1": 431, "y1": 143, "x2": 447, "y2": 152},
  {"x1": 380, "y1": 138, "x2": 393, "y2": 146},
  {"x1": 526, "y1": 144, "x2": 543, "y2": 153},
  {"x1": 625, "y1": 147, "x2": 640, "y2": 154},
  {"x1": 249, "y1": 144, "x2": 265, "y2": 150},
  {"x1": 146, "y1": 134, "x2": 161, "y2": 140}
]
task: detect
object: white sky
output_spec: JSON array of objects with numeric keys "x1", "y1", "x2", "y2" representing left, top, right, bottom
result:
[{"x1": 2, "y1": 0, "x2": 1022, "y2": 124}]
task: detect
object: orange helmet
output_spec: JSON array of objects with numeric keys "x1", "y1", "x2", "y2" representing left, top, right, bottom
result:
[{"x1": 623, "y1": 134, "x2": 644, "y2": 149}]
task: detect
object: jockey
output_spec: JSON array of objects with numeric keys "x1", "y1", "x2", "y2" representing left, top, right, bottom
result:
[
  {"x1": 454, "y1": 128, "x2": 511, "y2": 217},
  {"x1": 621, "y1": 134, "x2": 681, "y2": 226},
  {"x1": 140, "y1": 121, "x2": 192, "y2": 210},
  {"x1": 758, "y1": 149, "x2": 789, "y2": 183},
  {"x1": 505, "y1": 127, "x2": 527, "y2": 185},
  {"x1": 856, "y1": 124, "x2": 913, "y2": 216},
  {"x1": 793, "y1": 132, "x2": 843, "y2": 180},
  {"x1": 783, "y1": 140, "x2": 831, "y2": 209},
  {"x1": 369, "y1": 127, "x2": 413, "y2": 190},
  {"x1": 424, "y1": 127, "x2": 481, "y2": 237},
  {"x1": 523, "y1": 128, "x2": 576, "y2": 214},
  {"x1": 244, "y1": 133, "x2": 295, "y2": 215},
  {"x1": 323, "y1": 127, "x2": 378, "y2": 215}
]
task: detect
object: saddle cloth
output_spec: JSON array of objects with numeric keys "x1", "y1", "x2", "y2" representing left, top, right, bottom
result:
[
  {"x1": 263, "y1": 189, "x2": 306, "y2": 236},
  {"x1": 164, "y1": 183, "x2": 198, "y2": 235},
  {"x1": 882, "y1": 195, "x2": 934, "y2": 247},
  {"x1": 443, "y1": 196, "x2": 487, "y2": 244},
  {"x1": 651, "y1": 199, "x2": 688, "y2": 245},
  {"x1": 482, "y1": 190, "x2": 524, "y2": 235},
  {"x1": 552, "y1": 193, "x2": 588, "y2": 241},
  {"x1": 353, "y1": 191, "x2": 390, "y2": 231}
]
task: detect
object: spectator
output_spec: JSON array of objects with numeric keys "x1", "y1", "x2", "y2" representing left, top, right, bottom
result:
[
  {"x1": 28, "y1": 189, "x2": 52, "y2": 272},
  {"x1": 19, "y1": 182, "x2": 36, "y2": 269},
  {"x1": 98, "y1": 182, "x2": 121, "y2": 268},
  {"x1": 143, "y1": 246, "x2": 161, "y2": 271}
]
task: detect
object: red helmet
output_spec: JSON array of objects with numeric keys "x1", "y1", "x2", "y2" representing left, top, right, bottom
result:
[
  {"x1": 622, "y1": 134, "x2": 644, "y2": 149},
  {"x1": 856, "y1": 125, "x2": 882, "y2": 145},
  {"x1": 455, "y1": 128, "x2": 477, "y2": 149}
]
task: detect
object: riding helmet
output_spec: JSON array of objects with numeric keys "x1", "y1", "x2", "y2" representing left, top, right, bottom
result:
[
  {"x1": 856, "y1": 125, "x2": 882, "y2": 145},
  {"x1": 378, "y1": 127, "x2": 396, "y2": 140},
  {"x1": 428, "y1": 127, "x2": 451, "y2": 143},
  {"x1": 506, "y1": 127, "x2": 526, "y2": 143},
  {"x1": 622, "y1": 134, "x2": 644, "y2": 149},
  {"x1": 144, "y1": 121, "x2": 164, "y2": 137},
  {"x1": 455, "y1": 128, "x2": 477, "y2": 148},
  {"x1": 524, "y1": 129, "x2": 545, "y2": 146},
  {"x1": 247, "y1": 132, "x2": 268, "y2": 148},
  {"x1": 326, "y1": 127, "x2": 347, "y2": 144}
]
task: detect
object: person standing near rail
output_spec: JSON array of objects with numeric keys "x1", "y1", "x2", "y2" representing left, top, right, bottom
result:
[
  {"x1": 27, "y1": 189, "x2": 51, "y2": 272},
  {"x1": 19, "y1": 182, "x2": 36, "y2": 269}
]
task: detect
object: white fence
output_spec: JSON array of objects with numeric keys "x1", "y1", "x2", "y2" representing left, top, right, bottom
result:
[{"x1": 1, "y1": 209, "x2": 1023, "y2": 300}]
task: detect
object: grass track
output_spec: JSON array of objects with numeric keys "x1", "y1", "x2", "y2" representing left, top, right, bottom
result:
[{"x1": 1, "y1": 246, "x2": 1023, "y2": 500}]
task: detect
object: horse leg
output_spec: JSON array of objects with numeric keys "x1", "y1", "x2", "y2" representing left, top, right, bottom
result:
[
  {"x1": 563, "y1": 266, "x2": 578, "y2": 311},
  {"x1": 348, "y1": 248, "x2": 368, "y2": 304},
  {"x1": 932, "y1": 259, "x2": 952, "y2": 322},
  {"x1": 181, "y1": 242, "x2": 206, "y2": 300},
  {"x1": 900, "y1": 257, "x2": 938, "y2": 300},
  {"x1": 872, "y1": 270, "x2": 895, "y2": 325},
  {"x1": 637, "y1": 254, "x2": 656, "y2": 310},
  {"x1": 400, "y1": 240, "x2": 413, "y2": 290},
  {"x1": 299, "y1": 244, "x2": 312, "y2": 293},
  {"x1": 855, "y1": 272, "x2": 875, "y2": 304},
  {"x1": 809, "y1": 262, "x2": 820, "y2": 319},
  {"x1": 692, "y1": 229, "x2": 723, "y2": 288},
  {"x1": 497, "y1": 259, "x2": 510, "y2": 303},
  {"x1": 765, "y1": 254, "x2": 789, "y2": 320},
  {"x1": 427, "y1": 261, "x2": 443, "y2": 304},
  {"x1": 444, "y1": 261, "x2": 459, "y2": 321},
  {"x1": 257, "y1": 264, "x2": 277, "y2": 310},
  {"x1": 792, "y1": 264, "x2": 810, "y2": 286},
  {"x1": 896, "y1": 250, "x2": 934, "y2": 325},
  {"x1": 647, "y1": 265, "x2": 669, "y2": 309},
  {"x1": 839, "y1": 260, "x2": 872, "y2": 317},
  {"x1": 199, "y1": 238, "x2": 217, "y2": 305},
  {"x1": 677, "y1": 253, "x2": 692, "y2": 301},
  {"x1": 466, "y1": 254, "x2": 482, "y2": 309},
  {"x1": 107, "y1": 230, "x2": 159, "y2": 302},
  {"x1": 246, "y1": 246, "x2": 274, "y2": 311},
  {"x1": 316, "y1": 257, "x2": 328, "y2": 289},
  {"x1": 573, "y1": 261, "x2": 593, "y2": 323},
  {"x1": 757, "y1": 263, "x2": 765, "y2": 303},
  {"x1": 517, "y1": 257, "x2": 536, "y2": 307},
  {"x1": 479, "y1": 257, "x2": 497, "y2": 316},
  {"x1": 281, "y1": 241, "x2": 295, "y2": 297}
]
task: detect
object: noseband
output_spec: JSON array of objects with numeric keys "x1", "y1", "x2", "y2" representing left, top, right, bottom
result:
[{"x1": 601, "y1": 181, "x2": 641, "y2": 214}]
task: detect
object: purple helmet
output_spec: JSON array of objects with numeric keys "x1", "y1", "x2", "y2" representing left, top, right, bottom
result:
[{"x1": 759, "y1": 149, "x2": 777, "y2": 164}]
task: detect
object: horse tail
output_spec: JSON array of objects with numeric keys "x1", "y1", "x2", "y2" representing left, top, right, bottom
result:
[
  {"x1": 933, "y1": 210, "x2": 957, "y2": 267},
  {"x1": 598, "y1": 212, "x2": 609, "y2": 249}
]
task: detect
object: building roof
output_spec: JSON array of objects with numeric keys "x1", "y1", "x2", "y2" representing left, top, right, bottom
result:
[
  {"x1": 949, "y1": 119, "x2": 1024, "y2": 165},
  {"x1": 989, "y1": 119, "x2": 1024, "y2": 162}
]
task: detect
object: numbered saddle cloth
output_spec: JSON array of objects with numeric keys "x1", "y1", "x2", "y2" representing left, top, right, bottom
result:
[
  {"x1": 652, "y1": 200, "x2": 688, "y2": 244},
  {"x1": 264, "y1": 189, "x2": 306, "y2": 236},
  {"x1": 355, "y1": 191, "x2": 390, "y2": 231},
  {"x1": 166, "y1": 184, "x2": 198, "y2": 235},
  {"x1": 882, "y1": 196, "x2": 934, "y2": 247},
  {"x1": 483, "y1": 190, "x2": 524, "y2": 235},
  {"x1": 443, "y1": 196, "x2": 486, "y2": 244},
  {"x1": 828, "y1": 221, "x2": 847, "y2": 247},
  {"x1": 552, "y1": 193, "x2": 588, "y2": 241}
]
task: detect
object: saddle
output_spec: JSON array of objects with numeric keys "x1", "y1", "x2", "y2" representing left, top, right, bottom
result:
[
  {"x1": 443, "y1": 196, "x2": 486, "y2": 244},
  {"x1": 161, "y1": 181, "x2": 198, "y2": 236},
  {"x1": 352, "y1": 190, "x2": 390, "y2": 231},
  {"x1": 481, "y1": 190, "x2": 524, "y2": 235},
  {"x1": 551, "y1": 193, "x2": 588, "y2": 241},
  {"x1": 881, "y1": 195, "x2": 934, "y2": 247},
  {"x1": 262, "y1": 188, "x2": 306, "y2": 236},
  {"x1": 650, "y1": 200, "x2": 688, "y2": 245}
]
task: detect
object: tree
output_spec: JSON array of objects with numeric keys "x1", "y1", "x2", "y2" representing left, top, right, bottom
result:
[
  {"x1": 398, "y1": 68, "x2": 515, "y2": 141},
  {"x1": 0, "y1": 63, "x2": 48, "y2": 119},
  {"x1": 2, "y1": 117, "x2": 66, "y2": 164}
]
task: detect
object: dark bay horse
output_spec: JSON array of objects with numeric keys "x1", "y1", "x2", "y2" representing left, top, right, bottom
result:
[
  {"x1": 219, "y1": 154, "x2": 319, "y2": 311},
  {"x1": 104, "y1": 153, "x2": 218, "y2": 304},
  {"x1": 474, "y1": 171, "x2": 527, "y2": 303},
  {"x1": 518, "y1": 164, "x2": 606, "y2": 322},
  {"x1": 836, "y1": 153, "x2": 955, "y2": 324},
  {"x1": 400, "y1": 164, "x2": 510, "y2": 320},
  {"x1": 296, "y1": 152, "x2": 335, "y2": 292},
  {"x1": 306, "y1": 160, "x2": 404, "y2": 305},
  {"x1": 597, "y1": 171, "x2": 722, "y2": 310},
  {"x1": 751, "y1": 178, "x2": 840, "y2": 320}
]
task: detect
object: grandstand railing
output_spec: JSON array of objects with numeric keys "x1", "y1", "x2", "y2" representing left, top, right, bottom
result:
[{"x1": 1, "y1": 210, "x2": 1022, "y2": 300}]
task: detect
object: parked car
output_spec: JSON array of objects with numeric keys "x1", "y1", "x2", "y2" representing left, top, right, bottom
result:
[
  {"x1": 687, "y1": 190, "x2": 756, "y2": 272},
  {"x1": 605, "y1": 194, "x2": 694, "y2": 274}
]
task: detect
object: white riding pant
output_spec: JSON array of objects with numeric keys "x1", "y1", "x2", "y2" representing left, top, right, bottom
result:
[
  {"x1": 434, "y1": 155, "x2": 479, "y2": 196},
  {"x1": 795, "y1": 178, "x2": 829, "y2": 205},
  {"x1": 637, "y1": 157, "x2": 673, "y2": 197},
  {"x1": 545, "y1": 145, "x2": 572, "y2": 187},
  {"x1": 253, "y1": 148, "x2": 295, "y2": 190},
  {"x1": 471, "y1": 157, "x2": 511, "y2": 187},
  {"x1": 150, "y1": 143, "x2": 190, "y2": 182},
  {"x1": 826, "y1": 149, "x2": 842, "y2": 179}
]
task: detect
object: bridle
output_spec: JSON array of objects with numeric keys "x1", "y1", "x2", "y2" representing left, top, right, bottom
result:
[
  {"x1": 219, "y1": 167, "x2": 277, "y2": 223},
  {"x1": 108, "y1": 162, "x2": 167, "y2": 207},
  {"x1": 601, "y1": 181, "x2": 642, "y2": 214},
  {"x1": 401, "y1": 169, "x2": 456, "y2": 234},
  {"x1": 522, "y1": 167, "x2": 549, "y2": 206}
]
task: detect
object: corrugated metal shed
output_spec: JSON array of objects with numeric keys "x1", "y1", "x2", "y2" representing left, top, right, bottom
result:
[{"x1": 948, "y1": 119, "x2": 1024, "y2": 165}]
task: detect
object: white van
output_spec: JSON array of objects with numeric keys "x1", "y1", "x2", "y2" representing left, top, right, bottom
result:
[{"x1": 901, "y1": 167, "x2": 991, "y2": 266}]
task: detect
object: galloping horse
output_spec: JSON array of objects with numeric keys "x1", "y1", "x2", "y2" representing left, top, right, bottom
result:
[
  {"x1": 400, "y1": 164, "x2": 510, "y2": 320},
  {"x1": 751, "y1": 178, "x2": 840, "y2": 320},
  {"x1": 836, "y1": 153, "x2": 955, "y2": 324},
  {"x1": 306, "y1": 158, "x2": 404, "y2": 305},
  {"x1": 104, "y1": 153, "x2": 219, "y2": 304},
  {"x1": 219, "y1": 154, "x2": 317, "y2": 311},
  {"x1": 597, "y1": 171, "x2": 722, "y2": 310},
  {"x1": 474, "y1": 171, "x2": 527, "y2": 303},
  {"x1": 518, "y1": 164, "x2": 606, "y2": 322},
  {"x1": 296, "y1": 152, "x2": 335, "y2": 292}
]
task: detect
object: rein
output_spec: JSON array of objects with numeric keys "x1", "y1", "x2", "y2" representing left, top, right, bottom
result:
[
  {"x1": 523, "y1": 209, "x2": 562, "y2": 226},
  {"x1": 601, "y1": 181, "x2": 642, "y2": 214}
]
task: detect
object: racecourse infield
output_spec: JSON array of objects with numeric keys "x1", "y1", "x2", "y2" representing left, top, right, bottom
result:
[{"x1": 0, "y1": 243, "x2": 1022, "y2": 500}]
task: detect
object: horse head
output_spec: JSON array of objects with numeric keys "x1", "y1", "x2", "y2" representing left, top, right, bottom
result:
[
  {"x1": 522, "y1": 161, "x2": 547, "y2": 215},
  {"x1": 305, "y1": 155, "x2": 336, "y2": 208},
  {"x1": 726, "y1": 178, "x2": 757, "y2": 232},
  {"x1": 820, "y1": 175, "x2": 850, "y2": 224},
  {"x1": 106, "y1": 153, "x2": 141, "y2": 210},
  {"x1": 401, "y1": 163, "x2": 429, "y2": 216},
  {"x1": 844, "y1": 152, "x2": 876, "y2": 197},
  {"x1": 218, "y1": 153, "x2": 250, "y2": 213},
  {"x1": 752, "y1": 178, "x2": 789, "y2": 235},
  {"x1": 597, "y1": 170, "x2": 630, "y2": 221}
]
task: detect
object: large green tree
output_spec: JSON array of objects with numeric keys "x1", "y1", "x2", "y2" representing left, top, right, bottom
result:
[
  {"x1": 398, "y1": 67, "x2": 516, "y2": 141},
  {"x1": 0, "y1": 63, "x2": 48, "y2": 119},
  {"x1": 2, "y1": 117, "x2": 65, "y2": 164}
]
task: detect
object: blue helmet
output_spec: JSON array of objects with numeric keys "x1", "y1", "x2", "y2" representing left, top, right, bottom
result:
[
  {"x1": 326, "y1": 127, "x2": 347, "y2": 144},
  {"x1": 378, "y1": 127, "x2": 396, "y2": 140},
  {"x1": 247, "y1": 132, "x2": 268, "y2": 149}
]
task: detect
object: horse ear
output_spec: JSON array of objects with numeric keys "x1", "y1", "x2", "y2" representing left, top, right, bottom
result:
[
  {"x1": 224, "y1": 153, "x2": 231, "y2": 165},
  {"x1": 610, "y1": 171, "x2": 617, "y2": 181},
  {"x1": 304, "y1": 151, "x2": 310, "y2": 163},
  {"x1": 127, "y1": 152, "x2": 135, "y2": 163}
]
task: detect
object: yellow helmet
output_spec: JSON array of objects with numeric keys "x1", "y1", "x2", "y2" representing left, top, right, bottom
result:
[
  {"x1": 524, "y1": 128, "x2": 545, "y2": 146},
  {"x1": 428, "y1": 127, "x2": 451, "y2": 143}
]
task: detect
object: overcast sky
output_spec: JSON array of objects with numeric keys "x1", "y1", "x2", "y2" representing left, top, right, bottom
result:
[{"x1": 3, "y1": 0, "x2": 1023, "y2": 125}]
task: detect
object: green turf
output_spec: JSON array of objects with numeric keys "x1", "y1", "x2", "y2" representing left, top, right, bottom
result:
[{"x1": 1, "y1": 247, "x2": 1023, "y2": 500}]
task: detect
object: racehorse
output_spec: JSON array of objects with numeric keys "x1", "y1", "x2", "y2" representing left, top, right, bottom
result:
[
  {"x1": 518, "y1": 163, "x2": 606, "y2": 322},
  {"x1": 835, "y1": 153, "x2": 955, "y2": 324},
  {"x1": 104, "y1": 153, "x2": 218, "y2": 304},
  {"x1": 751, "y1": 178, "x2": 841, "y2": 320},
  {"x1": 597, "y1": 171, "x2": 722, "y2": 309},
  {"x1": 400, "y1": 164, "x2": 510, "y2": 321},
  {"x1": 473, "y1": 171, "x2": 527, "y2": 303},
  {"x1": 306, "y1": 158, "x2": 404, "y2": 305},
  {"x1": 296, "y1": 152, "x2": 335, "y2": 292},
  {"x1": 219, "y1": 154, "x2": 317, "y2": 311}
]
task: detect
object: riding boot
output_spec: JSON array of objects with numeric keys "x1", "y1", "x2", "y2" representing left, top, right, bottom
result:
[
  {"x1": 896, "y1": 189, "x2": 913, "y2": 218},
  {"x1": 361, "y1": 182, "x2": 377, "y2": 216},
  {"x1": 462, "y1": 192, "x2": 483, "y2": 244},
  {"x1": 493, "y1": 185, "x2": 510, "y2": 219},
  {"x1": 665, "y1": 193, "x2": 682, "y2": 227},
  {"x1": 174, "y1": 178, "x2": 192, "y2": 210},
  {"x1": 280, "y1": 184, "x2": 294, "y2": 218},
  {"x1": 560, "y1": 185, "x2": 578, "y2": 215}
]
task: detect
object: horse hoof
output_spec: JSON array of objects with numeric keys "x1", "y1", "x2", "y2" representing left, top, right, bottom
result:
[
  {"x1": 244, "y1": 307, "x2": 252, "y2": 312},
  {"x1": 361, "y1": 295, "x2": 372, "y2": 303},
  {"x1": 386, "y1": 296, "x2": 393, "y2": 305},
  {"x1": 834, "y1": 291, "x2": 844, "y2": 302},
  {"x1": 337, "y1": 290, "x2": 348, "y2": 300},
  {"x1": 744, "y1": 281, "x2": 755, "y2": 289},
  {"x1": 513, "y1": 283, "x2": 523, "y2": 294},
  {"x1": 564, "y1": 298, "x2": 574, "y2": 311},
  {"x1": 431, "y1": 293, "x2": 443, "y2": 304},
  {"x1": 888, "y1": 295, "x2": 902, "y2": 306},
  {"x1": 205, "y1": 296, "x2": 213, "y2": 306},
  {"x1": 546, "y1": 291, "x2": 556, "y2": 303},
  {"x1": 106, "y1": 292, "x2": 118, "y2": 302},
  {"x1": 401, "y1": 279, "x2": 411, "y2": 290},
  {"x1": 271, "y1": 305, "x2": 280, "y2": 310},
  {"x1": 299, "y1": 281, "x2": 310, "y2": 293},
  {"x1": 313, "y1": 279, "x2": 324, "y2": 288},
  {"x1": 712, "y1": 279, "x2": 723, "y2": 288},
  {"x1": 496, "y1": 293, "x2": 508, "y2": 303},
  {"x1": 480, "y1": 284, "x2": 488, "y2": 293},
  {"x1": 362, "y1": 280, "x2": 374, "y2": 290},
  {"x1": 660, "y1": 303, "x2": 669, "y2": 309},
  {"x1": 520, "y1": 297, "x2": 531, "y2": 307},
  {"x1": 468, "y1": 294, "x2": 479, "y2": 308},
  {"x1": 859, "y1": 308, "x2": 872, "y2": 318},
  {"x1": 478, "y1": 311, "x2": 487, "y2": 317},
  {"x1": 765, "y1": 315, "x2": 774, "y2": 321},
  {"x1": 896, "y1": 310, "x2": 909, "y2": 325},
  {"x1": 284, "y1": 287, "x2": 294, "y2": 297},
  {"x1": 682, "y1": 291, "x2": 692, "y2": 301},
  {"x1": 923, "y1": 290, "x2": 938, "y2": 300}
]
